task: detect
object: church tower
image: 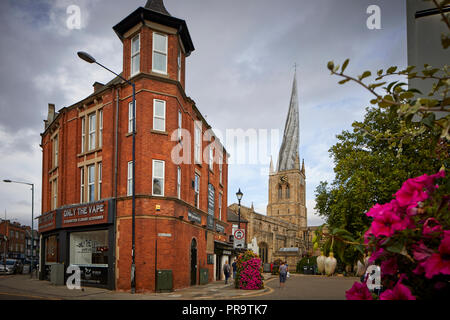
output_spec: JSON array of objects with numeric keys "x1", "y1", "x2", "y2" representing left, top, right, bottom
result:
[{"x1": 266, "y1": 72, "x2": 307, "y2": 228}]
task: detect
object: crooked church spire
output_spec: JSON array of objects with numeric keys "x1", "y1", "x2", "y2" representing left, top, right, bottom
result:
[{"x1": 276, "y1": 71, "x2": 299, "y2": 172}]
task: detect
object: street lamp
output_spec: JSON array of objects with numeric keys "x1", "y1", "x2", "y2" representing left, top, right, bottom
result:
[
  {"x1": 235, "y1": 189, "x2": 243, "y2": 229},
  {"x1": 78, "y1": 51, "x2": 137, "y2": 293},
  {"x1": 3, "y1": 179, "x2": 34, "y2": 278}
]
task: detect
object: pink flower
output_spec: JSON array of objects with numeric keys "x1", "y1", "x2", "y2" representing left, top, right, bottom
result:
[
  {"x1": 412, "y1": 241, "x2": 434, "y2": 262},
  {"x1": 422, "y1": 218, "x2": 443, "y2": 237},
  {"x1": 381, "y1": 257, "x2": 398, "y2": 276},
  {"x1": 345, "y1": 282, "x2": 373, "y2": 300},
  {"x1": 419, "y1": 231, "x2": 450, "y2": 279},
  {"x1": 371, "y1": 209, "x2": 409, "y2": 238},
  {"x1": 368, "y1": 248, "x2": 385, "y2": 263},
  {"x1": 380, "y1": 281, "x2": 416, "y2": 300},
  {"x1": 394, "y1": 171, "x2": 445, "y2": 209}
]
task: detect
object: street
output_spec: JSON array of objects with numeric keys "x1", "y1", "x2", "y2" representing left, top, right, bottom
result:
[
  {"x1": 242, "y1": 274, "x2": 358, "y2": 300},
  {"x1": 0, "y1": 273, "x2": 357, "y2": 300}
]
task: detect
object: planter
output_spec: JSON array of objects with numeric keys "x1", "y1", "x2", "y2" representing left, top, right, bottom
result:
[
  {"x1": 317, "y1": 253, "x2": 326, "y2": 274},
  {"x1": 325, "y1": 252, "x2": 337, "y2": 276}
]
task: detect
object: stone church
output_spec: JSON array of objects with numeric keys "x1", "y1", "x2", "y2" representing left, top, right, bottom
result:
[{"x1": 228, "y1": 72, "x2": 317, "y2": 268}]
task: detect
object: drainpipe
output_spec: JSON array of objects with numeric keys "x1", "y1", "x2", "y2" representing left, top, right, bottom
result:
[{"x1": 113, "y1": 86, "x2": 119, "y2": 290}]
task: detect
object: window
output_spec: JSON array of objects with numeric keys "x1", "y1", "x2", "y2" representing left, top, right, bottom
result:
[
  {"x1": 209, "y1": 145, "x2": 214, "y2": 171},
  {"x1": 88, "y1": 165, "x2": 95, "y2": 202},
  {"x1": 98, "y1": 162, "x2": 102, "y2": 200},
  {"x1": 99, "y1": 109, "x2": 103, "y2": 148},
  {"x1": 128, "y1": 101, "x2": 136, "y2": 133},
  {"x1": 131, "y1": 34, "x2": 140, "y2": 76},
  {"x1": 177, "y1": 49, "x2": 181, "y2": 81},
  {"x1": 88, "y1": 113, "x2": 96, "y2": 150},
  {"x1": 52, "y1": 178, "x2": 58, "y2": 209},
  {"x1": 278, "y1": 185, "x2": 282, "y2": 200},
  {"x1": 153, "y1": 99, "x2": 166, "y2": 132},
  {"x1": 286, "y1": 185, "x2": 290, "y2": 199},
  {"x1": 53, "y1": 135, "x2": 58, "y2": 167},
  {"x1": 80, "y1": 167, "x2": 85, "y2": 203},
  {"x1": 194, "y1": 174, "x2": 200, "y2": 208},
  {"x1": 177, "y1": 166, "x2": 181, "y2": 199},
  {"x1": 81, "y1": 117, "x2": 86, "y2": 153},
  {"x1": 177, "y1": 110, "x2": 182, "y2": 141},
  {"x1": 152, "y1": 33, "x2": 167, "y2": 74},
  {"x1": 218, "y1": 193, "x2": 222, "y2": 221},
  {"x1": 127, "y1": 161, "x2": 133, "y2": 196},
  {"x1": 70, "y1": 230, "x2": 109, "y2": 267},
  {"x1": 219, "y1": 153, "x2": 223, "y2": 184},
  {"x1": 194, "y1": 123, "x2": 201, "y2": 164},
  {"x1": 152, "y1": 160, "x2": 165, "y2": 196},
  {"x1": 16, "y1": 231, "x2": 18, "y2": 239},
  {"x1": 10, "y1": 230, "x2": 13, "y2": 238}
]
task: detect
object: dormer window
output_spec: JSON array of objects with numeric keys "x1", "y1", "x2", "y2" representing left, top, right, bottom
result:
[
  {"x1": 152, "y1": 32, "x2": 167, "y2": 74},
  {"x1": 131, "y1": 34, "x2": 140, "y2": 76}
]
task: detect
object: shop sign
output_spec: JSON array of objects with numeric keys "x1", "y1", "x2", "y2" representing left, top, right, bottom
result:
[
  {"x1": 215, "y1": 223, "x2": 225, "y2": 233},
  {"x1": 75, "y1": 265, "x2": 108, "y2": 286},
  {"x1": 188, "y1": 211, "x2": 201, "y2": 224},
  {"x1": 62, "y1": 201, "x2": 108, "y2": 228},
  {"x1": 38, "y1": 212, "x2": 56, "y2": 232},
  {"x1": 223, "y1": 250, "x2": 231, "y2": 255},
  {"x1": 207, "y1": 184, "x2": 215, "y2": 230}
]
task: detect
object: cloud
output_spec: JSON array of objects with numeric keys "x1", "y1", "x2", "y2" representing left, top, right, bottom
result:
[{"x1": 0, "y1": 0, "x2": 407, "y2": 227}]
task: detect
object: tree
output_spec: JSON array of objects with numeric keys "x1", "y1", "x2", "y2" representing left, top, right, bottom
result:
[{"x1": 315, "y1": 106, "x2": 445, "y2": 237}]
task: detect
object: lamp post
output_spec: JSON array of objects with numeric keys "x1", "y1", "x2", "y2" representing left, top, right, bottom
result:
[
  {"x1": 3, "y1": 180, "x2": 34, "y2": 277},
  {"x1": 235, "y1": 189, "x2": 243, "y2": 229},
  {"x1": 77, "y1": 51, "x2": 137, "y2": 293}
]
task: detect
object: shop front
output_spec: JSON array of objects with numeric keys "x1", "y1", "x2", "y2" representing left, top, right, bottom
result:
[{"x1": 38, "y1": 199, "x2": 115, "y2": 289}]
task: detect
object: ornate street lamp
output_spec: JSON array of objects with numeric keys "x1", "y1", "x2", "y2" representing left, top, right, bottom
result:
[{"x1": 236, "y1": 189, "x2": 243, "y2": 229}]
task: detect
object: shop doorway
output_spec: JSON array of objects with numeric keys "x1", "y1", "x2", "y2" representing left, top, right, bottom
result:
[{"x1": 190, "y1": 239, "x2": 197, "y2": 285}]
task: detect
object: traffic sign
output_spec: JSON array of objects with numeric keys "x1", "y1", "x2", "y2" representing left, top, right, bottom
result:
[{"x1": 233, "y1": 229, "x2": 245, "y2": 249}]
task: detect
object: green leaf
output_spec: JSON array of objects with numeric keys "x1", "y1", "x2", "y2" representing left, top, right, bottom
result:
[
  {"x1": 386, "y1": 81, "x2": 398, "y2": 92},
  {"x1": 327, "y1": 61, "x2": 335, "y2": 71},
  {"x1": 422, "y1": 113, "x2": 436, "y2": 128},
  {"x1": 341, "y1": 59, "x2": 350, "y2": 73},
  {"x1": 338, "y1": 78, "x2": 350, "y2": 85},
  {"x1": 358, "y1": 71, "x2": 371, "y2": 81},
  {"x1": 387, "y1": 66, "x2": 398, "y2": 74}
]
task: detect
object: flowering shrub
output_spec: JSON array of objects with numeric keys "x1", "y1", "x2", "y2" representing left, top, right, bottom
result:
[
  {"x1": 346, "y1": 170, "x2": 449, "y2": 300},
  {"x1": 234, "y1": 250, "x2": 264, "y2": 290}
]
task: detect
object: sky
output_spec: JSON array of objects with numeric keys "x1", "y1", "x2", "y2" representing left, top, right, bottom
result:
[{"x1": 0, "y1": 0, "x2": 407, "y2": 228}]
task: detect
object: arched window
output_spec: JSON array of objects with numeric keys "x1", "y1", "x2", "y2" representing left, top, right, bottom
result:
[
  {"x1": 286, "y1": 185, "x2": 290, "y2": 198},
  {"x1": 278, "y1": 185, "x2": 282, "y2": 199}
]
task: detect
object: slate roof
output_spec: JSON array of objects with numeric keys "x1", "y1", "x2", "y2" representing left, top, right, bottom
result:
[
  {"x1": 145, "y1": 0, "x2": 171, "y2": 16},
  {"x1": 277, "y1": 72, "x2": 300, "y2": 172}
]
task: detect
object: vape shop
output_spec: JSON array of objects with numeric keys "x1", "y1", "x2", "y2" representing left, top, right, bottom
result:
[{"x1": 38, "y1": 199, "x2": 115, "y2": 289}]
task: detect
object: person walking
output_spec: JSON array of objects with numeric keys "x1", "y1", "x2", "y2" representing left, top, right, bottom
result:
[
  {"x1": 223, "y1": 260, "x2": 231, "y2": 284},
  {"x1": 232, "y1": 259, "x2": 237, "y2": 279},
  {"x1": 279, "y1": 261, "x2": 288, "y2": 288}
]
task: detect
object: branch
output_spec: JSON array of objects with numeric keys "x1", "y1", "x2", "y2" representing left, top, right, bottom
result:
[{"x1": 432, "y1": 0, "x2": 450, "y2": 30}]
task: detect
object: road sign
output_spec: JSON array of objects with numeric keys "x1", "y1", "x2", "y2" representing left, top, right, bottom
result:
[{"x1": 233, "y1": 229, "x2": 245, "y2": 249}]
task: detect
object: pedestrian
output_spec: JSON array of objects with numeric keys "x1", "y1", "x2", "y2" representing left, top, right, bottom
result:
[
  {"x1": 223, "y1": 260, "x2": 231, "y2": 284},
  {"x1": 231, "y1": 259, "x2": 237, "y2": 279},
  {"x1": 279, "y1": 261, "x2": 288, "y2": 288}
]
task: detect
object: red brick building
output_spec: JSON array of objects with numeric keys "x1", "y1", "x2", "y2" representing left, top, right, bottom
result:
[
  {"x1": 0, "y1": 221, "x2": 27, "y2": 261},
  {"x1": 38, "y1": 0, "x2": 232, "y2": 292}
]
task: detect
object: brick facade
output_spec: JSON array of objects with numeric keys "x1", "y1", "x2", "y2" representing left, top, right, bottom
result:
[{"x1": 39, "y1": 2, "x2": 230, "y2": 292}]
